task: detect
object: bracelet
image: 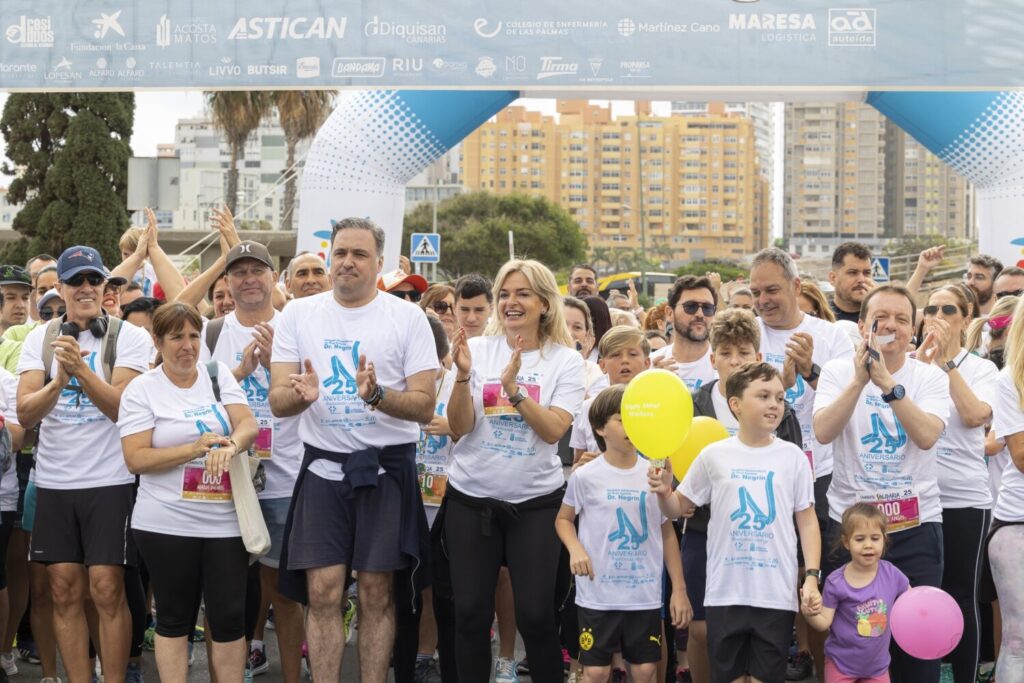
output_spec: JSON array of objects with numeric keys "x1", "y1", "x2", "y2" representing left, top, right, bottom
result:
[{"x1": 456, "y1": 376, "x2": 471, "y2": 384}]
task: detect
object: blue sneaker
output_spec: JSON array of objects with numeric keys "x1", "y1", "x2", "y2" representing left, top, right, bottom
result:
[{"x1": 125, "y1": 661, "x2": 144, "y2": 683}]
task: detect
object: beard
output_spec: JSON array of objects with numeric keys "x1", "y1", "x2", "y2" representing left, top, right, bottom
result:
[
  {"x1": 970, "y1": 283, "x2": 993, "y2": 305},
  {"x1": 683, "y1": 322, "x2": 709, "y2": 343}
]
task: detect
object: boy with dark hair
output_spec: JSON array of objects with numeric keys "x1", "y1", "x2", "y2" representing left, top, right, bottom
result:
[
  {"x1": 652, "y1": 362, "x2": 821, "y2": 683},
  {"x1": 453, "y1": 273, "x2": 493, "y2": 339},
  {"x1": 557, "y1": 385, "x2": 692, "y2": 683}
]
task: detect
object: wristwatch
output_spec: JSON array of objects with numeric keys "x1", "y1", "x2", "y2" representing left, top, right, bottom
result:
[
  {"x1": 801, "y1": 363, "x2": 821, "y2": 383},
  {"x1": 509, "y1": 388, "x2": 528, "y2": 408},
  {"x1": 940, "y1": 359, "x2": 957, "y2": 374},
  {"x1": 365, "y1": 384, "x2": 386, "y2": 407},
  {"x1": 881, "y1": 384, "x2": 906, "y2": 403},
  {"x1": 804, "y1": 568, "x2": 822, "y2": 584}
]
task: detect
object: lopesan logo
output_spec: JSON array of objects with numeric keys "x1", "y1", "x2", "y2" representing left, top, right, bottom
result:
[
  {"x1": 364, "y1": 16, "x2": 446, "y2": 44},
  {"x1": 537, "y1": 56, "x2": 578, "y2": 80},
  {"x1": 728, "y1": 13, "x2": 816, "y2": 30},
  {"x1": 228, "y1": 17, "x2": 347, "y2": 40}
]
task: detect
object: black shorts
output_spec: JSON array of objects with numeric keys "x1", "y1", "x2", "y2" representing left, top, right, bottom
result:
[
  {"x1": 30, "y1": 484, "x2": 136, "y2": 567},
  {"x1": 705, "y1": 605, "x2": 793, "y2": 683},
  {"x1": 287, "y1": 471, "x2": 408, "y2": 573},
  {"x1": 681, "y1": 530, "x2": 707, "y2": 621},
  {"x1": 577, "y1": 606, "x2": 662, "y2": 667}
]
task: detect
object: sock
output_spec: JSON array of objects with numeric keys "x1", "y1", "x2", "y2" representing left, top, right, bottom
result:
[
  {"x1": 251, "y1": 640, "x2": 264, "y2": 652},
  {"x1": 416, "y1": 653, "x2": 433, "y2": 662}
]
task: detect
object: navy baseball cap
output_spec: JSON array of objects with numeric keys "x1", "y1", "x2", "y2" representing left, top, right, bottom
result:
[
  {"x1": 57, "y1": 246, "x2": 126, "y2": 285},
  {"x1": 0, "y1": 265, "x2": 30, "y2": 288}
]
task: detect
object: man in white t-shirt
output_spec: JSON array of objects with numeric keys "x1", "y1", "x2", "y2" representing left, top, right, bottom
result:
[
  {"x1": 650, "y1": 275, "x2": 717, "y2": 391},
  {"x1": 812, "y1": 284, "x2": 949, "y2": 683},
  {"x1": 16, "y1": 246, "x2": 152, "y2": 683},
  {"x1": 201, "y1": 241, "x2": 305, "y2": 682},
  {"x1": 270, "y1": 218, "x2": 438, "y2": 683}
]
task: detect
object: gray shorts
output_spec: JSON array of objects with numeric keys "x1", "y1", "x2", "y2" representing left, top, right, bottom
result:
[{"x1": 258, "y1": 497, "x2": 290, "y2": 569}]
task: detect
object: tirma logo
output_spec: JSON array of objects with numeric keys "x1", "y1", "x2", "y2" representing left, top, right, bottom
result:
[
  {"x1": 473, "y1": 18, "x2": 502, "y2": 38},
  {"x1": 228, "y1": 17, "x2": 347, "y2": 40},
  {"x1": 537, "y1": 56, "x2": 578, "y2": 80}
]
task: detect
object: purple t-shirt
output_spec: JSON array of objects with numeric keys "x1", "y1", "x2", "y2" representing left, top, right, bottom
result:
[{"x1": 823, "y1": 560, "x2": 910, "y2": 678}]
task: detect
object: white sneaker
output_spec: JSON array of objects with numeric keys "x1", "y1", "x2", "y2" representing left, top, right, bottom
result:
[
  {"x1": 494, "y1": 657, "x2": 519, "y2": 683},
  {"x1": 1, "y1": 652, "x2": 17, "y2": 676},
  {"x1": 41, "y1": 678, "x2": 63, "y2": 683}
]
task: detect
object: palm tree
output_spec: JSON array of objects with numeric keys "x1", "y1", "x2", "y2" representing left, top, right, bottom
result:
[
  {"x1": 591, "y1": 246, "x2": 612, "y2": 274},
  {"x1": 273, "y1": 91, "x2": 335, "y2": 231},
  {"x1": 205, "y1": 92, "x2": 271, "y2": 215}
]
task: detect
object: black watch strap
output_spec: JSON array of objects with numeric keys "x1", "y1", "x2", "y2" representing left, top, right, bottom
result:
[{"x1": 802, "y1": 363, "x2": 821, "y2": 383}]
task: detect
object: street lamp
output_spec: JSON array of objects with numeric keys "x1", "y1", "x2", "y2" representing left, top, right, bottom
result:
[{"x1": 635, "y1": 116, "x2": 648, "y2": 297}]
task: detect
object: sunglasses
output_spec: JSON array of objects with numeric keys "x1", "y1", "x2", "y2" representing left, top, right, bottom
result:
[
  {"x1": 62, "y1": 272, "x2": 105, "y2": 288},
  {"x1": 679, "y1": 301, "x2": 717, "y2": 317},
  {"x1": 997, "y1": 289, "x2": 1024, "y2": 299},
  {"x1": 389, "y1": 289, "x2": 422, "y2": 303},
  {"x1": 39, "y1": 306, "x2": 66, "y2": 321},
  {"x1": 431, "y1": 301, "x2": 453, "y2": 315},
  {"x1": 923, "y1": 304, "x2": 960, "y2": 317}
]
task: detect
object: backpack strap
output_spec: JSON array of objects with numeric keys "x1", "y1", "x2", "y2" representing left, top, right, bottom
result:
[
  {"x1": 40, "y1": 319, "x2": 63, "y2": 386},
  {"x1": 205, "y1": 317, "x2": 225, "y2": 357},
  {"x1": 206, "y1": 359, "x2": 221, "y2": 404},
  {"x1": 99, "y1": 316, "x2": 123, "y2": 383}
]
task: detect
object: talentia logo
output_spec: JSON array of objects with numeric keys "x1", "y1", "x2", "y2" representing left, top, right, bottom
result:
[{"x1": 828, "y1": 8, "x2": 876, "y2": 46}]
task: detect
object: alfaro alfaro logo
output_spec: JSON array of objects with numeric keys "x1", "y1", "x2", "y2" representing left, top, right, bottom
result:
[{"x1": 228, "y1": 17, "x2": 347, "y2": 40}]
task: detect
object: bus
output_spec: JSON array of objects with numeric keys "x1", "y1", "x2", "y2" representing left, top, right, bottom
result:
[{"x1": 560, "y1": 271, "x2": 679, "y2": 301}]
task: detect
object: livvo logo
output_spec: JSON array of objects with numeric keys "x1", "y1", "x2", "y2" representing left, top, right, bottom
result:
[{"x1": 828, "y1": 8, "x2": 875, "y2": 46}]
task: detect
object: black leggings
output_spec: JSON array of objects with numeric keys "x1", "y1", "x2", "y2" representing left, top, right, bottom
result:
[
  {"x1": 134, "y1": 530, "x2": 249, "y2": 643},
  {"x1": 941, "y1": 507, "x2": 991, "y2": 683},
  {"x1": 444, "y1": 489, "x2": 563, "y2": 683},
  {"x1": 124, "y1": 564, "x2": 147, "y2": 658},
  {"x1": 0, "y1": 511, "x2": 16, "y2": 589}
]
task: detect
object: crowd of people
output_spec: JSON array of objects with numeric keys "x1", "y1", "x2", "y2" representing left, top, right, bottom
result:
[{"x1": 0, "y1": 205, "x2": 1017, "y2": 683}]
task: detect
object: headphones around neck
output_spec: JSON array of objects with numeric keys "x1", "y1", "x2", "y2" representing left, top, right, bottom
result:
[{"x1": 60, "y1": 314, "x2": 109, "y2": 339}]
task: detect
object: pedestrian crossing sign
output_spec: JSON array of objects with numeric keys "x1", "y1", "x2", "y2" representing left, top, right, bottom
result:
[
  {"x1": 871, "y1": 256, "x2": 890, "y2": 283},
  {"x1": 410, "y1": 233, "x2": 441, "y2": 264}
]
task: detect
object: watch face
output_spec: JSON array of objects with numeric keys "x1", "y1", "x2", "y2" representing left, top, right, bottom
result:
[{"x1": 893, "y1": 385, "x2": 905, "y2": 400}]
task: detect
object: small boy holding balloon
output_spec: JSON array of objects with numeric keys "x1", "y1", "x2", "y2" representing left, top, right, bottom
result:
[{"x1": 650, "y1": 362, "x2": 822, "y2": 683}]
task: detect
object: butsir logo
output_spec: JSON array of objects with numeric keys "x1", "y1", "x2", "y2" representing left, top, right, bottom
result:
[{"x1": 228, "y1": 17, "x2": 347, "y2": 40}]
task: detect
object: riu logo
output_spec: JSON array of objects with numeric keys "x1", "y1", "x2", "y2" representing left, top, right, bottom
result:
[{"x1": 579, "y1": 628, "x2": 594, "y2": 651}]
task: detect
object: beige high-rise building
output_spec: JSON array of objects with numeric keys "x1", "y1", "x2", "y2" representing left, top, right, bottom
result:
[
  {"x1": 784, "y1": 102, "x2": 887, "y2": 258},
  {"x1": 884, "y1": 121, "x2": 976, "y2": 242},
  {"x1": 460, "y1": 100, "x2": 768, "y2": 265}
]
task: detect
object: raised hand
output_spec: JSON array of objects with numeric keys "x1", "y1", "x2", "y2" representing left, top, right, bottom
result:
[
  {"x1": 451, "y1": 328, "x2": 473, "y2": 377},
  {"x1": 252, "y1": 322, "x2": 274, "y2": 369},
  {"x1": 235, "y1": 341, "x2": 259, "y2": 379},
  {"x1": 356, "y1": 354, "x2": 378, "y2": 403},
  {"x1": 212, "y1": 205, "x2": 241, "y2": 248},
  {"x1": 916, "y1": 245, "x2": 945, "y2": 274},
  {"x1": 289, "y1": 359, "x2": 320, "y2": 405},
  {"x1": 192, "y1": 431, "x2": 231, "y2": 460},
  {"x1": 500, "y1": 335, "x2": 524, "y2": 396},
  {"x1": 786, "y1": 332, "x2": 815, "y2": 379}
]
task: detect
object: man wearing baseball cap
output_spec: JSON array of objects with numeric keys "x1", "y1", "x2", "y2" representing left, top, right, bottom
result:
[
  {"x1": 16, "y1": 245, "x2": 152, "y2": 683},
  {"x1": 0, "y1": 266, "x2": 32, "y2": 336},
  {"x1": 377, "y1": 269, "x2": 428, "y2": 303},
  {"x1": 199, "y1": 241, "x2": 308, "y2": 682}
]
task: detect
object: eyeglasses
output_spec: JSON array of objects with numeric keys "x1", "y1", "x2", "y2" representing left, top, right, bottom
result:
[
  {"x1": 39, "y1": 306, "x2": 66, "y2": 321},
  {"x1": 997, "y1": 289, "x2": 1024, "y2": 299},
  {"x1": 679, "y1": 301, "x2": 717, "y2": 317},
  {"x1": 431, "y1": 301, "x2": 453, "y2": 315},
  {"x1": 227, "y1": 265, "x2": 270, "y2": 279},
  {"x1": 62, "y1": 272, "x2": 105, "y2": 288},
  {"x1": 389, "y1": 289, "x2": 422, "y2": 303},
  {"x1": 923, "y1": 304, "x2": 960, "y2": 317}
]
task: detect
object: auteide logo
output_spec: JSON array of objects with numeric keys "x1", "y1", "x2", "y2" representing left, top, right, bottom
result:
[{"x1": 228, "y1": 17, "x2": 347, "y2": 40}]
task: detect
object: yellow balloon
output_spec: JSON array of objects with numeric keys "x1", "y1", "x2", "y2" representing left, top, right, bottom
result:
[
  {"x1": 669, "y1": 416, "x2": 731, "y2": 479},
  {"x1": 621, "y1": 369, "x2": 694, "y2": 460}
]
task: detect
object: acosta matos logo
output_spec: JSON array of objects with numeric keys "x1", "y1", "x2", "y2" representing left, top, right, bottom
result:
[{"x1": 228, "y1": 17, "x2": 347, "y2": 40}]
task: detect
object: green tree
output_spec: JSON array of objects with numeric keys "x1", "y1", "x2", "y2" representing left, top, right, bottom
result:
[
  {"x1": 675, "y1": 258, "x2": 749, "y2": 281},
  {"x1": 590, "y1": 246, "x2": 612, "y2": 274},
  {"x1": 273, "y1": 91, "x2": 334, "y2": 231},
  {"x1": 402, "y1": 192, "x2": 586, "y2": 279},
  {"x1": 205, "y1": 92, "x2": 271, "y2": 215},
  {"x1": 885, "y1": 232, "x2": 969, "y2": 258},
  {"x1": 0, "y1": 93, "x2": 134, "y2": 264}
]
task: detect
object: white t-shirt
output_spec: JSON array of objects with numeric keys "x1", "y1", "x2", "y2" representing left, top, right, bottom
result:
[
  {"x1": 570, "y1": 395, "x2": 600, "y2": 455},
  {"x1": 650, "y1": 345, "x2": 716, "y2": 391},
  {"x1": 417, "y1": 368, "x2": 456, "y2": 508},
  {"x1": 18, "y1": 320, "x2": 153, "y2": 489},
  {"x1": 679, "y1": 436, "x2": 814, "y2": 612},
  {"x1": 272, "y1": 291, "x2": 439, "y2": 481},
  {"x1": 814, "y1": 357, "x2": 949, "y2": 528},
  {"x1": 563, "y1": 455, "x2": 668, "y2": 610},
  {"x1": 759, "y1": 315, "x2": 855, "y2": 479},
  {"x1": 988, "y1": 446, "x2": 1009, "y2": 507},
  {"x1": 710, "y1": 386, "x2": 740, "y2": 436},
  {"x1": 935, "y1": 351, "x2": 997, "y2": 509},
  {"x1": 991, "y1": 370, "x2": 1024, "y2": 522},
  {"x1": 201, "y1": 311, "x2": 301, "y2": 500},
  {"x1": 134, "y1": 261, "x2": 159, "y2": 297},
  {"x1": 0, "y1": 369, "x2": 20, "y2": 512},
  {"x1": 448, "y1": 336, "x2": 585, "y2": 503},
  {"x1": 585, "y1": 361, "x2": 609, "y2": 398},
  {"x1": 118, "y1": 362, "x2": 248, "y2": 537}
]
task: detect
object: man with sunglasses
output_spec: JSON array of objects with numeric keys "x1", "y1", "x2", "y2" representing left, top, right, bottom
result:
[
  {"x1": 16, "y1": 245, "x2": 152, "y2": 683},
  {"x1": 199, "y1": 241, "x2": 307, "y2": 683},
  {"x1": 377, "y1": 268, "x2": 428, "y2": 303},
  {"x1": 650, "y1": 275, "x2": 718, "y2": 391},
  {"x1": 995, "y1": 266, "x2": 1024, "y2": 301}
]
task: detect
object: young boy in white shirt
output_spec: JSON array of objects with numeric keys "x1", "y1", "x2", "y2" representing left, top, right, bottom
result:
[
  {"x1": 557, "y1": 384, "x2": 692, "y2": 683},
  {"x1": 650, "y1": 362, "x2": 821, "y2": 683}
]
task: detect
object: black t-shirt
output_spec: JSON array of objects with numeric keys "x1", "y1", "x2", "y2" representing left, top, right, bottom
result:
[{"x1": 830, "y1": 301, "x2": 860, "y2": 323}]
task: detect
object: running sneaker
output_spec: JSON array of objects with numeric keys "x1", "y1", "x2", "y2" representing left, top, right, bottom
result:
[
  {"x1": 192, "y1": 625, "x2": 206, "y2": 642},
  {"x1": 611, "y1": 668, "x2": 628, "y2": 683},
  {"x1": 125, "y1": 661, "x2": 144, "y2": 683},
  {"x1": 515, "y1": 658, "x2": 530, "y2": 676},
  {"x1": 342, "y1": 598, "x2": 357, "y2": 644},
  {"x1": 785, "y1": 651, "x2": 813, "y2": 680},
  {"x1": 265, "y1": 606, "x2": 275, "y2": 632},
  {"x1": 249, "y1": 642, "x2": 269, "y2": 676},
  {"x1": 16, "y1": 638, "x2": 40, "y2": 665},
  {"x1": 494, "y1": 657, "x2": 519, "y2": 683},
  {"x1": 676, "y1": 669, "x2": 694, "y2": 683},
  {"x1": 243, "y1": 661, "x2": 254, "y2": 683},
  {"x1": 187, "y1": 641, "x2": 195, "y2": 667},
  {"x1": 0, "y1": 653, "x2": 16, "y2": 676},
  {"x1": 413, "y1": 657, "x2": 441, "y2": 683},
  {"x1": 977, "y1": 662, "x2": 996, "y2": 683},
  {"x1": 40, "y1": 678, "x2": 62, "y2": 683}
]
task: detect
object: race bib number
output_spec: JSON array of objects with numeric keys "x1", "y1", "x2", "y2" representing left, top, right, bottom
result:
[
  {"x1": 871, "y1": 491, "x2": 919, "y2": 532},
  {"x1": 419, "y1": 471, "x2": 448, "y2": 507},
  {"x1": 254, "y1": 422, "x2": 272, "y2": 460},
  {"x1": 482, "y1": 382, "x2": 541, "y2": 416},
  {"x1": 181, "y1": 462, "x2": 233, "y2": 502},
  {"x1": 804, "y1": 450, "x2": 814, "y2": 472}
]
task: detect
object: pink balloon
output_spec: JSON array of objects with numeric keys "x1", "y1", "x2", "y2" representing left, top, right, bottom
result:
[{"x1": 890, "y1": 586, "x2": 964, "y2": 660}]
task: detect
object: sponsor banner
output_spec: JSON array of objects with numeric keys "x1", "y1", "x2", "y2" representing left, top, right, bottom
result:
[{"x1": 0, "y1": 1, "x2": 1022, "y2": 88}]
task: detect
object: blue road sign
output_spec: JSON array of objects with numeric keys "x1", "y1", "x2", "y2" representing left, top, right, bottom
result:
[
  {"x1": 871, "y1": 257, "x2": 890, "y2": 283},
  {"x1": 410, "y1": 233, "x2": 440, "y2": 264}
]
